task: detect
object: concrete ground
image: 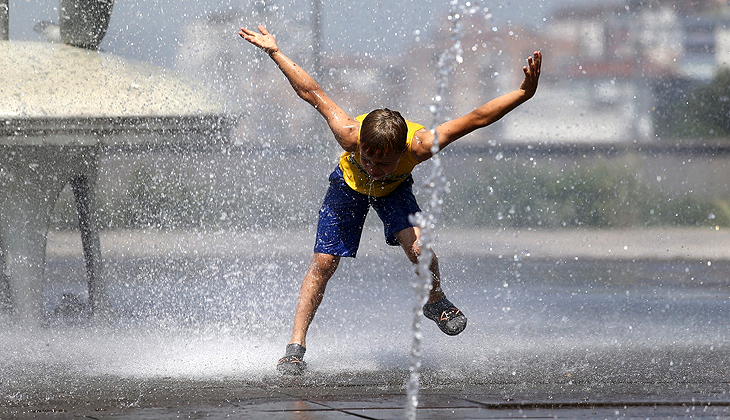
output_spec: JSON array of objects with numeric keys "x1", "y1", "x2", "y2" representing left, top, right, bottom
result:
[
  {"x1": 46, "y1": 226, "x2": 730, "y2": 261},
  {"x1": 4, "y1": 228, "x2": 727, "y2": 419},
  {"x1": 2, "y1": 369, "x2": 728, "y2": 419}
]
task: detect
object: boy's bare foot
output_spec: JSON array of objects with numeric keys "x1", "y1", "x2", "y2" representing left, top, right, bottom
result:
[{"x1": 423, "y1": 297, "x2": 467, "y2": 336}]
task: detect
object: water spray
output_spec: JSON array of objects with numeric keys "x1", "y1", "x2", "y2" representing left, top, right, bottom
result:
[{"x1": 405, "y1": 1, "x2": 488, "y2": 418}]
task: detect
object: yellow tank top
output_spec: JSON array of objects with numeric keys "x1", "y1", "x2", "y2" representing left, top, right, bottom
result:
[{"x1": 338, "y1": 113, "x2": 425, "y2": 197}]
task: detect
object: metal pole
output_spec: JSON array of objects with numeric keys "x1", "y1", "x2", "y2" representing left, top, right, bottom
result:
[
  {"x1": 1, "y1": 0, "x2": 9, "y2": 41},
  {"x1": 312, "y1": 0, "x2": 322, "y2": 78},
  {"x1": 311, "y1": 0, "x2": 326, "y2": 145}
]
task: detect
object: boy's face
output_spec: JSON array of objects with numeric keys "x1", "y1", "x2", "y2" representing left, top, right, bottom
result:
[{"x1": 359, "y1": 147, "x2": 404, "y2": 180}]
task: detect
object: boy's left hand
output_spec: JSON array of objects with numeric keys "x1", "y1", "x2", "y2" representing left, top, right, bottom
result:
[{"x1": 520, "y1": 51, "x2": 542, "y2": 98}]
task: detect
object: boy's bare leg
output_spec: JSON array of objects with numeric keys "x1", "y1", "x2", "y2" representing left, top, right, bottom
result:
[
  {"x1": 288, "y1": 252, "x2": 340, "y2": 347},
  {"x1": 395, "y1": 227, "x2": 446, "y2": 304},
  {"x1": 396, "y1": 226, "x2": 467, "y2": 335}
]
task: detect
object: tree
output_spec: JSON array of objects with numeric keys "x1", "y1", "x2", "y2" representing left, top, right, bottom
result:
[{"x1": 654, "y1": 68, "x2": 730, "y2": 139}]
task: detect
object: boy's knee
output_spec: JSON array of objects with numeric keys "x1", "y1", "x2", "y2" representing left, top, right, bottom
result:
[
  {"x1": 395, "y1": 227, "x2": 418, "y2": 246},
  {"x1": 311, "y1": 253, "x2": 340, "y2": 275}
]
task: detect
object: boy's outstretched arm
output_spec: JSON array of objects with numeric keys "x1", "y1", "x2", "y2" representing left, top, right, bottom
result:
[
  {"x1": 412, "y1": 51, "x2": 542, "y2": 161},
  {"x1": 238, "y1": 25, "x2": 358, "y2": 152}
]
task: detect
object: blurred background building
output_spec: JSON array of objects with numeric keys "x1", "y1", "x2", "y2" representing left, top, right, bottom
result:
[{"x1": 175, "y1": 0, "x2": 730, "y2": 147}]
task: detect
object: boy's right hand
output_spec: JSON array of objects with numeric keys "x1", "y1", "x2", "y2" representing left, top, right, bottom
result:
[{"x1": 238, "y1": 25, "x2": 279, "y2": 55}]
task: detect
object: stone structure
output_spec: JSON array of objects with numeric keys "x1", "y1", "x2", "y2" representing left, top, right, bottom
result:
[{"x1": 0, "y1": 1, "x2": 231, "y2": 323}]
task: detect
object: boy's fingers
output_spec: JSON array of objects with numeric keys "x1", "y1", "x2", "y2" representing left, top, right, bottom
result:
[
  {"x1": 526, "y1": 51, "x2": 540, "y2": 76},
  {"x1": 525, "y1": 56, "x2": 534, "y2": 75},
  {"x1": 258, "y1": 25, "x2": 269, "y2": 35},
  {"x1": 239, "y1": 27, "x2": 255, "y2": 37}
]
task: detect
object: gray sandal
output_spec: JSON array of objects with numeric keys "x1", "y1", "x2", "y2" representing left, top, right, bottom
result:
[
  {"x1": 276, "y1": 343, "x2": 307, "y2": 375},
  {"x1": 423, "y1": 297, "x2": 467, "y2": 336}
]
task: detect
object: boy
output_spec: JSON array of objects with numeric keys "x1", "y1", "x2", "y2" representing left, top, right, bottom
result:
[{"x1": 238, "y1": 25, "x2": 541, "y2": 375}]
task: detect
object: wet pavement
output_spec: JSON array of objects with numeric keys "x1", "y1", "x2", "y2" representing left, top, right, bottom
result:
[
  {"x1": 2, "y1": 228, "x2": 729, "y2": 419},
  {"x1": 2, "y1": 368, "x2": 729, "y2": 419},
  {"x1": 3, "y1": 325, "x2": 728, "y2": 419}
]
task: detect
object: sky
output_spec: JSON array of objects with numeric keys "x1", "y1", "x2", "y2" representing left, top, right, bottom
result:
[{"x1": 8, "y1": 0, "x2": 600, "y2": 68}]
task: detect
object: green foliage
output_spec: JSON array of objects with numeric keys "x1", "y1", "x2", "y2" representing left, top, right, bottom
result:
[
  {"x1": 655, "y1": 68, "x2": 730, "y2": 139},
  {"x1": 443, "y1": 157, "x2": 730, "y2": 229},
  {"x1": 51, "y1": 158, "x2": 729, "y2": 232}
]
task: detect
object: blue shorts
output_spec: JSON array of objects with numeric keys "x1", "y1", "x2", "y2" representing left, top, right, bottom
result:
[{"x1": 314, "y1": 166, "x2": 421, "y2": 258}]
